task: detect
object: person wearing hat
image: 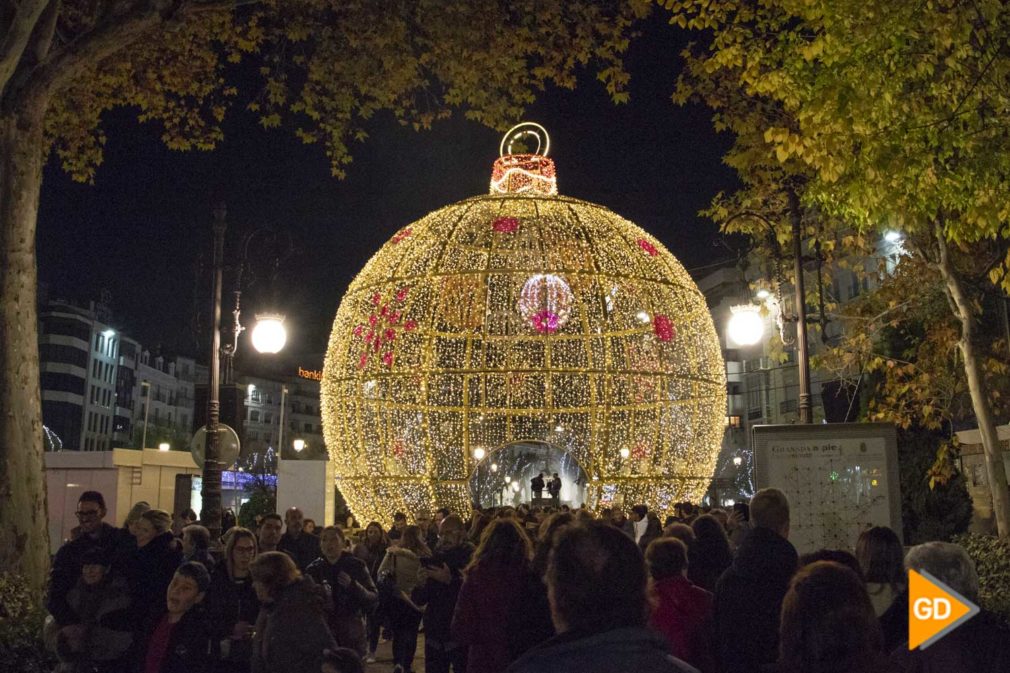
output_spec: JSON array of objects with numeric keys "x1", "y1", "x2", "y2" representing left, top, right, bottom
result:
[{"x1": 49, "y1": 546, "x2": 133, "y2": 672}]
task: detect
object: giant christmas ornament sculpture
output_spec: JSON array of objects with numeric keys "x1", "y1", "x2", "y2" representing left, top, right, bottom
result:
[{"x1": 322, "y1": 124, "x2": 726, "y2": 522}]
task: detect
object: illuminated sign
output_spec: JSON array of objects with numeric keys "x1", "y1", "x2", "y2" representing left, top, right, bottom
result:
[{"x1": 298, "y1": 367, "x2": 323, "y2": 381}]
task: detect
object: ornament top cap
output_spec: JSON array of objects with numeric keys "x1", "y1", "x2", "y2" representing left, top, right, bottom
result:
[{"x1": 490, "y1": 121, "x2": 558, "y2": 196}]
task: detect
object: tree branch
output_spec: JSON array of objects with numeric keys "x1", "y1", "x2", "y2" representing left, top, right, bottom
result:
[
  {"x1": 27, "y1": 0, "x2": 59, "y2": 64},
  {"x1": 0, "y1": 0, "x2": 49, "y2": 97},
  {"x1": 14, "y1": 0, "x2": 240, "y2": 108}
]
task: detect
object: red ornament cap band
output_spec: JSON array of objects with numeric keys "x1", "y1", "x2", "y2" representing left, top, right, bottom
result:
[{"x1": 490, "y1": 122, "x2": 558, "y2": 196}]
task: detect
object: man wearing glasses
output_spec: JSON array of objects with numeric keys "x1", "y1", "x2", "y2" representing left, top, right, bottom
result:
[{"x1": 46, "y1": 491, "x2": 131, "y2": 627}]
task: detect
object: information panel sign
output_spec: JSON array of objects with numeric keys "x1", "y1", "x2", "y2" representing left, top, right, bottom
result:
[{"x1": 752, "y1": 423, "x2": 901, "y2": 553}]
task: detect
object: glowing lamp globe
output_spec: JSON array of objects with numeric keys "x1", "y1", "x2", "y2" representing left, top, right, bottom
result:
[
  {"x1": 251, "y1": 314, "x2": 287, "y2": 354},
  {"x1": 322, "y1": 123, "x2": 726, "y2": 522},
  {"x1": 727, "y1": 305, "x2": 764, "y2": 346}
]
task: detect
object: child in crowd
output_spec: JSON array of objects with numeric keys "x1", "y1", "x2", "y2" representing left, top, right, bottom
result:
[
  {"x1": 138, "y1": 561, "x2": 213, "y2": 673},
  {"x1": 51, "y1": 547, "x2": 133, "y2": 672}
]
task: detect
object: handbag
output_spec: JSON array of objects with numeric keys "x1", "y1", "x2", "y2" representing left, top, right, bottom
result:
[{"x1": 377, "y1": 552, "x2": 421, "y2": 627}]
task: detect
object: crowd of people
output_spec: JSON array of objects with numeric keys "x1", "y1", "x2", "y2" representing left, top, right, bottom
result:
[{"x1": 43, "y1": 489, "x2": 1010, "y2": 673}]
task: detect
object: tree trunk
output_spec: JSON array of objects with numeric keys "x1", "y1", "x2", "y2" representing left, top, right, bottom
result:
[
  {"x1": 936, "y1": 230, "x2": 1010, "y2": 538},
  {"x1": 0, "y1": 99, "x2": 51, "y2": 598}
]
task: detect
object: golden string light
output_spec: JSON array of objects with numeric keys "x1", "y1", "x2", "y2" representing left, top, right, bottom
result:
[{"x1": 322, "y1": 127, "x2": 726, "y2": 523}]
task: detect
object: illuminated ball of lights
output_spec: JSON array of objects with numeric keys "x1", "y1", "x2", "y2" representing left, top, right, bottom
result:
[
  {"x1": 727, "y1": 305, "x2": 764, "y2": 346},
  {"x1": 322, "y1": 123, "x2": 726, "y2": 523},
  {"x1": 518, "y1": 274, "x2": 574, "y2": 333}
]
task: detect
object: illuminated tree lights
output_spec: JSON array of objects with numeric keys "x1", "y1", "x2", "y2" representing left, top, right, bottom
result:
[{"x1": 322, "y1": 130, "x2": 726, "y2": 523}]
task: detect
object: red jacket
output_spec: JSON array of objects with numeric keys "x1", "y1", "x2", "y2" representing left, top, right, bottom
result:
[{"x1": 649, "y1": 575, "x2": 716, "y2": 673}]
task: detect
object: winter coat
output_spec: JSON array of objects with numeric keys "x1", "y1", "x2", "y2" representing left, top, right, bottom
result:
[
  {"x1": 137, "y1": 607, "x2": 213, "y2": 673},
  {"x1": 505, "y1": 625, "x2": 700, "y2": 673},
  {"x1": 377, "y1": 546, "x2": 423, "y2": 595},
  {"x1": 352, "y1": 541, "x2": 387, "y2": 581},
  {"x1": 277, "y1": 532, "x2": 321, "y2": 571},
  {"x1": 889, "y1": 609, "x2": 1010, "y2": 673},
  {"x1": 686, "y1": 542, "x2": 733, "y2": 594},
  {"x1": 250, "y1": 576, "x2": 337, "y2": 673},
  {"x1": 878, "y1": 588, "x2": 909, "y2": 654},
  {"x1": 413, "y1": 541, "x2": 474, "y2": 646},
  {"x1": 203, "y1": 566, "x2": 260, "y2": 670},
  {"x1": 56, "y1": 575, "x2": 133, "y2": 671},
  {"x1": 713, "y1": 526, "x2": 797, "y2": 673},
  {"x1": 305, "y1": 552, "x2": 378, "y2": 656},
  {"x1": 47, "y1": 523, "x2": 133, "y2": 626},
  {"x1": 127, "y1": 532, "x2": 184, "y2": 622},
  {"x1": 649, "y1": 575, "x2": 716, "y2": 673},
  {"x1": 451, "y1": 562, "x2": 552, "y2": 673}
]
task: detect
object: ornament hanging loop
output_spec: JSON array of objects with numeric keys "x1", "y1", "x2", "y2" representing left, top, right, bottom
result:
[{"x1": 500, "y1": 122, "x2": 550, "y2": 157}]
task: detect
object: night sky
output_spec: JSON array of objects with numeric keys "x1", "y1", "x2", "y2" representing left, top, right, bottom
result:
[{"x1": 36, "y1": 15, "x2": 736, "y2": 370}]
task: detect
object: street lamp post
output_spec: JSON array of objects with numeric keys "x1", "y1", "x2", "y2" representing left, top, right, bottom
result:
[
  {"x1": 787, "y1": 190, "x2": 813, "y2": 424},
  {"x1": 203, "y1": 202, "x2": 228, "y2": 541},
  {"x1": 202, "y1": 202, "x2": 290, "y2": 542},
  {"x1": 724, "y1": 198, "x2": 816, "y2": 424}
]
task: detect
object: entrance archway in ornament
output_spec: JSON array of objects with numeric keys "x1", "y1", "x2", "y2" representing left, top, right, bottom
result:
[{"x1": 469, "y1": 441, "x2": 590, "y2": 509}]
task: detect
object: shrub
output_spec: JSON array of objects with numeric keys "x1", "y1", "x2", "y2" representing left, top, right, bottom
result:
[
  {"x1": 238, "y1": 480, "x2": 276, "y2": 529},
  {"x1": 898, "y1": 427, "x2": 973, "y2": 544},
  {"x1": 0, "y1": 573, "x2": 54, "y2": 673},
  {"x1": 953, "y1": 533, "x2": 1010, "y2": 622}
]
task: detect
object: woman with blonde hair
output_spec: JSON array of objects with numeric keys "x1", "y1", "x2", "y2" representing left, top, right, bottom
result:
[
  {"x1": 121, "y1": 500, "x2": 150, "y2": 538},
  {"x1": 126, "y1": 508, "x2": 182, "y2": 620},
  {"x1": 249, "y1": 551, "x2": 336, "y2": 673}
]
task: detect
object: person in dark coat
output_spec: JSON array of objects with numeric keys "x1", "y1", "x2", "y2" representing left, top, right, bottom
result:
[
  {"x1": 890, "y1": 541, "x2": 1010, "y2": 673},
  {"x1": 531, "y1": 473, "x2": 545, "y2": 500},
  {"x1": 249, "y1": 551, "x2": 337, "y2": 673},
  {"x1": 48, "y1": 547, "x2": 133, "y2": 673},
  {"x1": 47, "y1": 491, "x2": 133, "y2": 627},
  {"x1": 204, "y1": 528, "x2": 260, "y2": 672},
  {"x1": 128, "y1": 509, "x2": 184, "y2": 622},
  {"x1": 306, "y1": 526, "x2": 378, "y2": 658},
  {"x1": 713, "y1": 488, "x2": 798, "y2": 673},
  {"x1": 855, "y1": 526, "x2": 907, "y2": 653},
  {"x1": 137, "y1": 562, "x2": 214, "y2": 673},
  {"x1": 412, "y1": 515, "x2": 474, "y2": 673},
  {"x1": 182, "y1": 524, "x2": 216, "y2": 572},
  {"x1": 352, "y1": 521, "x2": 389, "y2": 662},
  {"x1": 547, "y1": 474, "x2": 562, "y2": 505},
  {"x1": 646, "y1": 538, "x2": 715, "y2": 673},
  {"x1": 637, "y1": 513, "x2": 663, "y2": 555},
  {"x1": 277, "y1": 507, "x2": 321, "y2": 571},
  {"x1": 506, "y1": 521, "x2": 697, "y2": 673},
  {"x1": 451, "y1": 518, "x2": 552, "y2": 673},
  {"x1": 687, "y1": 515, "x2": 733, "y2": 593}
]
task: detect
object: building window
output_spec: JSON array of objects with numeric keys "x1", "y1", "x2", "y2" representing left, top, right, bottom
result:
[
  {"x1": 725, "y1": 415, "x2": 742, "y2": 428},
  {"x1": 249, "y1": 410, "x2": 260, "y2": 422},
  {"x1": 41, "y1": 372, "x2": 86, "y2": 396},
  {"x1": 39, "y1": 343, "x2": 89, "y2": 369},
  {"x1": 264, "y1": 413, "x2": 273, "y2": 424},
  {"x1": 304, "y1": 423, "x2": 312, "y2": 432},
  {"x1": 780, "y1": 399, "x2": 798, "y2": 414}
]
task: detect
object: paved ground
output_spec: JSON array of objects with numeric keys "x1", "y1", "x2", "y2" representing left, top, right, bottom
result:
[{"x1": 366, "y1": 634, "x2": 426, "y2": 673}]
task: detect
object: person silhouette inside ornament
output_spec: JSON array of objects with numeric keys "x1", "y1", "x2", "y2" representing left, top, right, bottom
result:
[
  {"x1": 531, "y1": 473, "x2": 546, "y2": 501},
  {"x1": 548, "y1": 474, "x2": 562, "y2": 506}
]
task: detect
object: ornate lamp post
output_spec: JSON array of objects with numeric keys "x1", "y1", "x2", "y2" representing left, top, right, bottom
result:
[{"x1": 203, "y1": 202, "x2": 289, "y2": 541}]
